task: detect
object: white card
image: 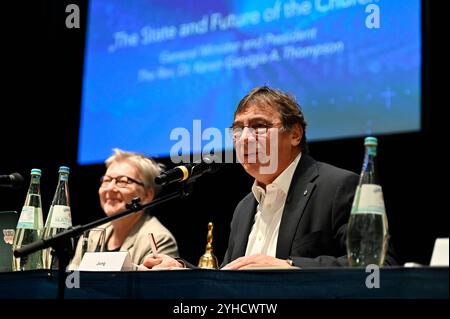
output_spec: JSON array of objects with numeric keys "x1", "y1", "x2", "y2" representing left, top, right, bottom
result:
[
  {"x1": 430, "y1": 238, "x2": 449, "y2": 266},
  {"x1": 78, "y1": 251, "x2": 134, "y2": 271}
]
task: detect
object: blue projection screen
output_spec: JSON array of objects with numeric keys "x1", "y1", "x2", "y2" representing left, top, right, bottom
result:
[{"x1": 78, "y1": 0, "x2": 421, "y2": 165}]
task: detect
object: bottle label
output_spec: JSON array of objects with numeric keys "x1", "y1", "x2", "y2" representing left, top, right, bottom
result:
[
  {"x1": 49, "y1": 205, "x2": 72, "y2": 228},
  {"x1": 17, "y1": 206, "x2": 43, "y2": 229},
  {"x1": 352, "y1": 184, "x2": 385, "y2": 215}
]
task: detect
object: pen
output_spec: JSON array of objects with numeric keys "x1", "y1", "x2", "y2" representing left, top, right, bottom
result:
[
  {"x1": 132, "y1": 263, "x2": 140, "y2": 270},
  {"x1": 149, "y1": 232, "x2": 159, "y2": 258}
]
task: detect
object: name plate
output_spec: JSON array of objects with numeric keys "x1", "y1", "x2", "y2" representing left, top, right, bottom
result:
[
  {"x1": 430, "y1": 238, "x2": 449, "y2": 266},
  {"x1": 78, "y1": 251, "x2": 134, "y2": 271}
]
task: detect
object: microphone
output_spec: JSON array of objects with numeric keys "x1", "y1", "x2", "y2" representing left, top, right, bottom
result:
[
  {"x1": 155, "y1": 155, "x2": 220, "y2": 186},
  {"x1": 0, "y1": 173, "x2": 24, "y2": 189}
]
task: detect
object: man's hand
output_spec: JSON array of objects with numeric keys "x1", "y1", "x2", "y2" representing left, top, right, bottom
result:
[
  {"x1": 139, "y1": 254, "x2": 184, "y2": 270},
  {"x1": 221, "y1": 254, "x2": 294, "y2": 270}
]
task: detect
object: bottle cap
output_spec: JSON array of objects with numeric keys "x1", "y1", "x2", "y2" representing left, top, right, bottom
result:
[
  {"x1": 30, "y1": 168, "x2": 42, "y2": 176},
  {"x1": 364, "y1": 136, "x2": 378, "y2": 146},
  {"x1": 59, "y1": 166, "x2": 70, "y2": 174}
]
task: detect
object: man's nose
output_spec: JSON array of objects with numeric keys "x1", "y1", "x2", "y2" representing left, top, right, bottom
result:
[{"x1": 239, "y1": 127, "x2": 257, "y2": 142}]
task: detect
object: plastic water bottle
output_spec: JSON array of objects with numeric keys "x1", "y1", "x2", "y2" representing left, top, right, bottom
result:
[{"x1": 347, "y1": 137, "x2": 389, "y2": 266}]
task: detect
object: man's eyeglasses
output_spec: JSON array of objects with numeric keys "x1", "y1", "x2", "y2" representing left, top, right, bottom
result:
[
  {"x1": 230, "y1": 121, "x2": 282, "y2": 139},
  {"x1": 100, "y1": 175, "x2": 145, "y2": 188}
]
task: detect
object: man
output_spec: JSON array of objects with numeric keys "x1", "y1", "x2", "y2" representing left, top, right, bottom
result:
[{"x1": 143, "y1": 86, "x2": 396, "y2": 269}]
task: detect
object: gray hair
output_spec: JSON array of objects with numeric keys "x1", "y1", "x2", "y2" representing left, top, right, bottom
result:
[{"x1": 105, "y1": 148, "x2": 165, "y2": 191}]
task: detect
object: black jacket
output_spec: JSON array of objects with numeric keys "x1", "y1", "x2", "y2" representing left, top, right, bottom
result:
[{"x1": 222, "y1": 154, "x2": 397, "y2": 268}]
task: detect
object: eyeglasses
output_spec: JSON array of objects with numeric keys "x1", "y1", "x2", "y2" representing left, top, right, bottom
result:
[
  {"x1": 230, "y1": 121, "x2": 282, "y2": 139},
  {"x1": 100, "y1": 175, "x2": 145, "y2": 188}
]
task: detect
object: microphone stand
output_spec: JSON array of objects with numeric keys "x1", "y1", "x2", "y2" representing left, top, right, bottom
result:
[{"x1": 14, "y1": 182, "x2": 194, "y2": 299}]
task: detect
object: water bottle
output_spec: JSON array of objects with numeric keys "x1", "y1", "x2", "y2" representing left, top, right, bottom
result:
[
  {"x1": 347, "y1": 137, "x2": 389, "y2": 266},
  {"x1": 12, "y1": 168, "x2": 44, "y2": 271},
  {"x1": 42, "y1": 166, "x2": 72, "y2": 269}
]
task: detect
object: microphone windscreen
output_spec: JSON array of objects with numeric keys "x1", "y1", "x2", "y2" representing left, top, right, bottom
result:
[{"x1": 10, "y1": 172, "x2": 24, "y2": 188}]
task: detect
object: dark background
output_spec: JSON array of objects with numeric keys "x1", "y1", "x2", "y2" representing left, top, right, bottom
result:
[{"x1": 0, "y1": 0, "x2": 448, "y2": 266}]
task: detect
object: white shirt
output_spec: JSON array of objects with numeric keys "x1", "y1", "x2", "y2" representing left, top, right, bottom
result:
[{"x1": 245, "y1": 153, "x2": 302, "y2": 257}]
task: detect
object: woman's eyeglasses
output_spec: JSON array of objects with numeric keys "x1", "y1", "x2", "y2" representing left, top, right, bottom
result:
[{"x1": 100, "y1": 175, "x2": 145, "y2": 188}]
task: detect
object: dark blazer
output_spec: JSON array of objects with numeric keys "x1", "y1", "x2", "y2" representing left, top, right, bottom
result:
[{"x1": 222, "y1": 154, "x2": 397, "y2": 268}]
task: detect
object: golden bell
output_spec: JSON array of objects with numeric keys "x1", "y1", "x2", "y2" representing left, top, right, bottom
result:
[{"x1": 198, "y1": 222, "x2": 219, "y2": 269}]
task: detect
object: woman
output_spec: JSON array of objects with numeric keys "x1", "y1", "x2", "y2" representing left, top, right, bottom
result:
[{"x1": 70, "y1": 148, "x2": 179, "y2": 269}]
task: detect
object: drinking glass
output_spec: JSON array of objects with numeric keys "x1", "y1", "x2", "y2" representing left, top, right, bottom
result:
[{"x1": 81, "y1": 228, "x2": 106, "y2": 257}]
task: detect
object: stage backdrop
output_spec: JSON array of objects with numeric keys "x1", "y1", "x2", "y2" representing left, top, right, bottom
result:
[{"x1": 78, "y1": 0, "x2": 421, "y2": 165}]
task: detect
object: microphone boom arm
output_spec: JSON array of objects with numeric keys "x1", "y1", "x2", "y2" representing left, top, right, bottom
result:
[{"x1": 14, "y1": 185, "x2": 192, "y2": 258}]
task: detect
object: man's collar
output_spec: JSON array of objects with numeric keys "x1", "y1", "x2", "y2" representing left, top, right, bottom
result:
[{"x1": 252, "y1": 152, "x2": 302, "y2": 200}]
